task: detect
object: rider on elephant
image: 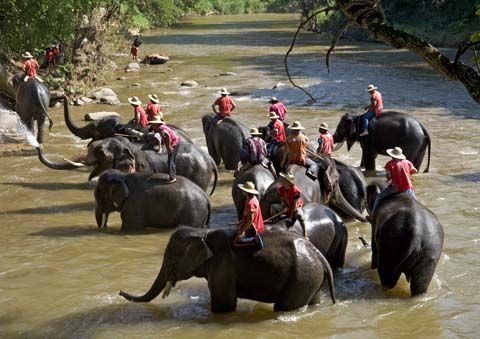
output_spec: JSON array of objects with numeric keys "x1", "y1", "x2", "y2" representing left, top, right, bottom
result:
[
  {"x1": 149, "y1": 116, "x2": 181, "y2": 183},
  {"x1": 235, "y1": 181, "x2": 265, "y2": 248},
  {"x1": 268, "y1": 96, "x2": 287, "y2": 121},
  {"x1": 237, "y1": 128, "x2": 276, "y2": 177},
  {"x1": 370, "y1": 147, "x2": 417, "y2": 219},
  {"x1": 266, "y1": 111, "x2": 286, "y2": 158},
  {"x1": 128, "y1": 96, "x2": 148, "y2": 130},
  {"x1": 22, "y1": 52, "x2": 42, "y2": 82},
  {"x1": 211, "y1": 88, "x2": 236, "y2": 125},
  {"x1": 146, "y1": 94, "x2": 163, "y2": 121},
  {"x1": 282, "y1": 121, "x2": 317, "y2": 181},
  {"x1": 317, "y1": 122, "x2": 334, "y2": 156},
  {"x1": 359, "y1": 84, "x2": 383, "y2": 136}
]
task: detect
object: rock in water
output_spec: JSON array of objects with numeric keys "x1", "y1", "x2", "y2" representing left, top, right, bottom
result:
[
  {"x1": 181, "y1": 80, "x2": 198, "y2": 87},
  {"x1": 84, "y1": 112, "x2": 121, "y2": 121},
  {"x1": 90, "y1": 88, "x2": 120, "y2": 105},
  {"x1": 218, "y1": 72, "x2": 237, "y2": 76},
  {"x1": 100, "y1": 96, "x2": 120, "y2": 106},
  {"x1": 125, "y1": 62, "x2": 140, "y2": 73}
]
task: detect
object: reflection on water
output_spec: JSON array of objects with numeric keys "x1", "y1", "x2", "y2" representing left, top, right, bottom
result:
[{"x1": 1, "y1": 13, "x2": 479, "y2": 338}]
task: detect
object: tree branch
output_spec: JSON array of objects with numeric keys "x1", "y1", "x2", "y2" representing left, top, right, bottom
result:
[{"x1": 326, "y1": 20, "x2": 350, "y2": 72}]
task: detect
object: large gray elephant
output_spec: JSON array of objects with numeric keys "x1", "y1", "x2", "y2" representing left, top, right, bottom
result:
[
  {"x1": 95, "y1": 170, "x2": 210, "y2": 230},
  {"x1": 37, "y1": 136, "x2": 218, "y2": 194},
  {"x1": 333, "y1": 112, "x2": 431, "y2": 173},
  {"x1": 12, "y1": 73, "x2": 52, "y2": 144},
  {"x1": 366, "y1": 182, "x2": 444, "y2": 296},
  {"x1": 202, "y1": 114, "x2": 249, "y2": 170},
  {"x1": 232, "y1": 164, "x2": 275, "y2": 219},
  {"x1": 119, "y1": 226, "x2": 335, "y2": 312}
]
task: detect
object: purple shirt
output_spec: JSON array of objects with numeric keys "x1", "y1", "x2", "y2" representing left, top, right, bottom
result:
[{"x1": 269, "y1": 102, "x2": 287, "y2": 121}]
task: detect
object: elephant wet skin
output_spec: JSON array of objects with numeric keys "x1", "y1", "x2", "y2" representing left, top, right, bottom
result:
[
  {"x1": 366, "y1": 183, "x2": 444, "y2": 296},
  {"x1": 119, "y1": 226, "x2": 335, "y2": 312},
  {"x1": 95, "y1": 170, "x2": 211, "y2": 231}
]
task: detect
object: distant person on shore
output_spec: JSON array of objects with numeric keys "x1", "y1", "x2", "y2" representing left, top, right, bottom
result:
[
  {"x1": 44, "y1": 47, "x2": 54, "y2": 72},
  {"x1": 22, "y1": 52, "x2": 42, "y2": 82},
  {"x1": 317, "y1": 122, "x2": 333, "y2": 156},
  {"x1": 131, "y1": 34, "x2": 142, "y2": 61},
  {"x1": 359, "y1": 84, "x2": 383, "y2": 136},
  {"x1": 269, "y1": 97, "x2": 287, "y2": 121},
  {"x1": 128, "y1": 96, "x2": 148, "y2": 129},
  {"x1": 211, "y1": 88, "x2": 236, "y2": 125},
  {"x1": 146, "y1": 94, "x2": 163, "y2": 121}
]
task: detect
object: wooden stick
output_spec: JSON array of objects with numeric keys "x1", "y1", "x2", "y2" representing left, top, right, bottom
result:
[
  {"x1": 264, "y1": 209, "x2": 288, "y2": 223},
  {"x1": 306, "y1": 149, "x2": 325, "y2": 160},
  {"x1": 114, "y1": 133, "x2": 139, "y2": 138}
]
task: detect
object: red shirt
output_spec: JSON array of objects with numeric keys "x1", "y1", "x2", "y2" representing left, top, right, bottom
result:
[
  {"x1": 146, "y1": 102, "x2": 162, "y2": 121},
  {"x1": 241, "y1": 195, "x2": 264, "y2": 234},
  {"x1": 269, "y1": 119, "x2": 286, "y2": 143},
  {"x1": 158, "y1": 125, "x2": 180, "y2": 150},
  {"x1": 269, "y1": 102, "x2": 287, "y2": 121},
  {"x1": 133, "y1": 106, "x2": 148, "y2": 128},
  {"x1": 46, "y1": 51, "x2": 54, "y2": 63},
  {"x1": 23, "y1": 59, "x2": 39, "y2": 78},
  {"x1": 385, "y1": 159, "x2": 416, "y2": 192},
  {"x1": 214, "y1": 96, "x2": 234, "y2": 117},
  {"x1": 278, "y1": 184, "x2": 303, "y2": 217},
  {"x1": 369, "y1": 91, "x2": 383, "y2": 116},
  {"x1": 318, "y1": 133, "x2": 334, "y2": 156},
  {"x1": 131, "y1": 46, "x2": 138, "y2": 57}
]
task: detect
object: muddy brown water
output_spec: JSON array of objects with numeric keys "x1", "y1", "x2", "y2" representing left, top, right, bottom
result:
[{"x1": 1, "y1": 14, "x2": 479, "y2": 338}]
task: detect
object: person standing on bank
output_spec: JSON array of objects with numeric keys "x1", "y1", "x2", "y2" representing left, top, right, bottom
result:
[
  {"x1": 211, "y1": 88, "x2": 236, "y2": 125},
  {"x1": 317, "y1": 122, "x2": 334, "y2": 156},
  {"x1": 146, "y1": 94, "x2": 163, "y2": 121},
  {"x1": 268, "y1": 97, "x2": 287, "y2": 121},
  {"x1": 131, "y1": 34, "x2": 142, "y2": 61},
  {"x1": 359, "y1": 84, "x2": 383, "y2": 136}
]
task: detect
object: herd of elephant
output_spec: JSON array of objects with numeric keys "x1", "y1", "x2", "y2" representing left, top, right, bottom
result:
[{"x1": 16, "y1": 77, "x2": 443, "y2": 313}]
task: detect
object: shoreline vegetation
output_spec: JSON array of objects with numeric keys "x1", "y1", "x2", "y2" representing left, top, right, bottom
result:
[{"x1": 0, "y1": 0, "x2": 478, "y2": 100}]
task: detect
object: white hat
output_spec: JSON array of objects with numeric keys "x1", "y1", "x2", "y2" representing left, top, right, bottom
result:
[
  {"x1": 149, "y1": 116, "x2": 165, "y2": 124},
  {"x1": 237, "y1": 181, "x2": 259, "y2": 195},
  {"x1": 269, "y1": 96, "x2": 278, "y2": 103},
  {"x1": 128, "y1": 96, "x2": 142, "y2": 105},
  {"x1": 219, "y1": 88, "x2": 230, "y2": 95},
  {"x1": 386, "y1": 147, "x2": 406, "y2": 160},
  {"x1": 148, "y1": 94, "x2": 160, "y2": 103},
  {"x1": 288, "y1": 121, "x2": 305, "y2": 130},
  {"x1": 279, "y1": 172, "x2": 295, "y2": 184},
  {"x1": 22, "y1": 52, "x2": 33, "y2": 59},
  {"x1": 249, "y1": 128, "x2": 262, "y2": 136},
  {"x1": 367, "y1": 84, "x2": 378, "y2": 92},
  {"x1": 268, "y1": 111, "x2": 279, "y2": 119},
  {"x1": 319, "y1": 122, "x2": 329, "y2": 131}
]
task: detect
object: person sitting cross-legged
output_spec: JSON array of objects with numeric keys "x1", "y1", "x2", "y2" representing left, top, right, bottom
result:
[
  {"x1": 359, "y1": 84, "x2": 383, "y2": 136},
  {"x1": 237, "y1": 128, "x2": 275, "y2": 177},
  {"x1": 317, "y1": 122, "x2": 334, "y2": 156},
  {"x1": 282, "y1": 121, "x2": 317, "y2": 181},
  {"x1": 266, "y1": 111, "x2": 286, "y2": 158}
]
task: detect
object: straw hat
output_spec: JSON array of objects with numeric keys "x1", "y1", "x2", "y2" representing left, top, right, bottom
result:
[
  {"x1": 148, "y1": 94, "x2": 160, "y2": 103},
  {"x1": 288, "y1": 121, "x2": 305, "y2": 130},
  {"x1": 249, "y1": 128, "x2": 262, "y2": 136},
  {"x1": 22, "y1": 52, "x2": 33, "y2": 59},
  {"x1": 269, "y1": 96, "x2": 278, "y2": 103},
  {"x1": 219, "y1": 88, "x2": 230, "y2": 95},
  {"x1": 128, "y1": 96, "x2": 142, "y2": 105},
  {"x1": 319, "y1": 122, "x2": 329, "y2": 131},
  {"x1": 279, "y1": 172, "x2": 295, "y2": 185},
  {"x1": 367, "y1": 84, "x2": 378, "y2": 92},
  {"x1": 237, "y1": 181, "x2": 259, "y2": 195},
  {"x1": 386, "y1": 147, "x2": 406, "y2": 160},
  {"x1": 149, "y1": 116, "x2": 165, "y2": 124},
  {"x1": 268, "y1": 111, "x2": 279, "y2": 119}
]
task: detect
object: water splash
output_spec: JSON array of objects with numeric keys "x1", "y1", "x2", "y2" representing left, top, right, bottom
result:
[{"x1": 0, "y1": 106, "x2": 39, "y2": 148}]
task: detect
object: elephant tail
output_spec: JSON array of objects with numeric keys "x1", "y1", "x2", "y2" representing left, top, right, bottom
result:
[
  {"x1": 422, "y1": 124, "x2": 431, "y2": 173},
  {"x1": 315, "y1": 248, "x2": 336, "y2": 304},
  {"x1": 209, "y1": 163, "x2": 218, "y2": 196}
]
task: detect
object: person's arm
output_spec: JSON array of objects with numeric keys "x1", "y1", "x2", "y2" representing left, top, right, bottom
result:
[
  {"x1": 134, "y1": 110, "x2": 140, "y2": 124},
  {"x1": 211, "y1": 99, "x2": 219, "y2": 114},
  {"x1": 239, "y1": 210, "x2": 253, "y2": 236},
  {"x1": 410, "y1": 163, "x2": 418, "y2": 175},
  {"x1": 230, "y1": 99, "x2": 236, "y2": 112}
]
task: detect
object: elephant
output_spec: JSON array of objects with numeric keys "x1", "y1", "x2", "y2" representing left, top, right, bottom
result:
[
  {"x1": 37, "y1": 136, "x2": 218, "y2": 194},
  {"x1": 366, "y1": 182, "x2": 444, "y2": 296},
  {"x1": 269, "y1": 202, "x2": 348, "y2": 269},
  {"x1": 12, "y1": 73, "x2": 52, "y2": 144},
  {"x1": 202, "y1": 114, "x2": 249, "y2": 170},
  {"x1": 119, "y1": 226, "x2": 335, "y2": 312},
  {"x1": 333, "y1": 112, "x2": 431, "y2": 173},
  {"x1": 95, "y1": 170, "x2": 210, "y2": 230},
  {"x1": 62, "y1": 96, "x2": 193, "y2": 143},
  {"x1": 231, "y1": 164, "x2": 275, "y2": 219}
]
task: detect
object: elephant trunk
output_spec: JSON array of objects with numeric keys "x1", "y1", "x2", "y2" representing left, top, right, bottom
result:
[
  {"x1": 332, "y1": 184, "x2": 367, "y2": 222},
  {"x1": 36, "y1": 147, "x2": 85, "y2": 170},
  {"x1": 63, "y1": 95, "x2": 93, "y2": 139},
  {"x1": 95, "y1": 207, "x2": 109, "y2": 228},
  {"x1": 119, "y1": 265, "x2": 169, "y2": 303},
  {"x1": 333, "y1": 141, "x2": 345, "y2": 152}
]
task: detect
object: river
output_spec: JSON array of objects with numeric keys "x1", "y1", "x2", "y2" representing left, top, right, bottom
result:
[{"x1": 0, "y1": 13, "x2": 479, "y2": 338}]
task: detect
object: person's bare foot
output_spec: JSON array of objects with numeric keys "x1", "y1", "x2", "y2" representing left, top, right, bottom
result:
[{"x1": 168, "y1": 178, "x2": 177, "y2": 184}]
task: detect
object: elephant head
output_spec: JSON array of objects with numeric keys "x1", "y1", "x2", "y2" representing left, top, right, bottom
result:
[
  {"x1": 119, "y1": 227, "x2": 213, "y2": 302},
  {"x1": 332, "y1": 113, "x2": 360, "y2": 151},
  {"x1": 94, "y1": 170, "x2": 131, "y2": 228},
  {"x1": 201, "y1": 115, "x2": 213, "y2": 136},
  {"x1": 365, "y1": 181, "x2": 387, "y2": 214},
  {"x1": 36, "y1": 147, "x2": 86, "y2": 170}
]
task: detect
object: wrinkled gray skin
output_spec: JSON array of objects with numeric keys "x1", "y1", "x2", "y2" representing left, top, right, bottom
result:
[
  {"x1": 333, "y1": 112, "x2": 431, "y2": 173},
  {"x1": 37, "y1": 136, "x2": 218, "y2": 194},
  {"x1": 202, "y1": 114, "x2": 249, "y2": 170},
  {"x1": 269, "y1": 203, "x2": 348, "y2": 269},
  {"x1": 95, "y1": 170, "x2": 210, "y2": 230},
  {"x1": 232, "y1": 164, "x2": 275, "y2": 219},
  {"x1": 12, "y1": 73, "x2": 52, "y2": 144},
  {"x1": 119, "y1": 226, "x2": 335, "y2": 312},
  {"x1": 366, "y1": 182, "x2": 444, "y2": 296}
]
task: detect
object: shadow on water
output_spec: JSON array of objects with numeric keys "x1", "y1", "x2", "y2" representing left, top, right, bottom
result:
[
  {"x1": 450, "y1": 172, "x2": 480, "y2": 183},
  {"x1": 174, "y1": 19, "x2": 298, "y2": 31},
  {"x1": 1, "y1": 181, "x2": 92, "y2": 191},
  {"x1": 5, "y1": 202, "x2": 95, "y2": 215},
  {"x1": 30, "y1": 225, "x2": 182, "y2": 238}
]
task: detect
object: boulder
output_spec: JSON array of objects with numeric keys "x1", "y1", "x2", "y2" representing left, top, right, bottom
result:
[
  {"x1": 105, "y1": 60, "x2": 118, "y2": 72},
  {"x1": 90, "y1": 88, "x2": 118, "y2": 101},
  {"x1": 181, "y1": 80, "x2": 198, "y2": 87},
  {"x1": 125, "y1": 62, "x2": 140, "y2": 73},
  {"x1": 84, "y1": 112, "x2": 121, "y2": 121},
  {"x1": 100, "y1": 95, "x2": 121, "y2": 106},
  {"x1": 0, "y1": 108, "x2": 27, "y2": 143},
  {"x1": 117, "y1": 76, "x2": 127, "y2": 80}
]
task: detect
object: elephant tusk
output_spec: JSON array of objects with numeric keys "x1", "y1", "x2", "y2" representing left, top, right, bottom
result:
[
  {"x1": 162, "y1": 281, "x2": 173, "y2": 299},
  {"x1": 63, "y1": 158, "x2": 86, "y2": 167},
  {"x1": 333, "y1": 141, "x2": 345, "y2": 152},
  {"x1": 101, "y1": 213, "x2": 108, "y2": 228}
]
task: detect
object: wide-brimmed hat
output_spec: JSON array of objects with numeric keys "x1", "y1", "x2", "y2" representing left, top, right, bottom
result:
[
  {"x1": 268, "y1": 111, "x2": 279, "y2": 119},
  {"x1": 128, "y1": 96, "x2": 142, "y2": 105},
  {"x1": 249, "y1": 128, "x2": 262, "y2": 136},
  {"x1": 219, "y1": 88, "x2": 230, "y2": 95},
  {"x1": 269, "y1": 96, "x2": 278, "y2": 103},
  {"x1": 237, "y1": 181, "x2": 259, "y2": 195},
  {"x1": 148, "y1": 94, "x2": 160, "y2": 103},
  {"x1": 22, "y1": 52, "x2": 33, "y2": 59},
  {"x1": 148, "y1": 116, "x2": 165, "y2": 124},
  {"x1": 319, "y1": 122, "x2": 329, "y2": 131},
  {"x1": 367, "y1": 84, "x2": 378, "y2": 92},
  {"x1": 288, "y1": 121, "x2": 305, "y2": 130},
  {"x1": 279, "y1": 172, "x2": 295, "y2": 184},
  {"x1": 386, "y1": 147, "x2": 406, "y2": 160}
]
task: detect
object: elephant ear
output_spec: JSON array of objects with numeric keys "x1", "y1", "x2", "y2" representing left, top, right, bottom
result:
[
  {"x1": 366, "y1": 184, "x2": 381, "y2": 213},
  {"x1": 322, "y1": 158, "x2": 339, "y2": 203},
  {"x1": 176, "y1": 235, "x2": 213, "y2": 279},
  {"x1": 115, "y1": 148, "x2": 136, "y2": 173},
  {"x1": 109, "y1": 178, "x2": 130, "y2": 210},
  {"x1": 346, "y1": 118, "x2": 357, "y2": 150}
]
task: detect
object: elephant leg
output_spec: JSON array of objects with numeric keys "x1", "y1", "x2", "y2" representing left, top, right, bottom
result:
[
  {"x1": 371, "y1": 238, "x2": 378, "y2": 269},
  {"x1": 409, "y1": 257, "x2": 437, "y2": 296},
  {"x1": 208, "y1": 255, "x2": 237, "y2": 312},
  {"x1": 274, "y1": 274, "x2": 318, "y2": 311},
  {"x1": 378, "y1": 256, "x2": 401, "y2": 289},
  {"x1": 37, "y1": 116, "x2": 46, "y2": 144},
  {"x1": 362, "y1": 150, "x2": 377, "y2": 173}
]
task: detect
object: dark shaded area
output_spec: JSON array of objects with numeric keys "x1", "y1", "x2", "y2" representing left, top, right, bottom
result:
[
  {"x1": 2, "y1": 181, "x2": 92, "y2": 191},
  {"x1": 450, "y1": 173, "x2": 480, "y2": 183},
  {"x1": 28, "y1": 224, "x2": 171, "y2": 238},
  {"x1": 173, "y1": 19, "x2": 297, "y2": 31},
  {"x1": 5, "y1": 202, "x2": 95, "y2": 215}
]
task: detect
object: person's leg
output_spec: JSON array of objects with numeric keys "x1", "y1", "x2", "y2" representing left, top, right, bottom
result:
[
  {"x1": 360, "y1": 111, "x2": 375, "y2": 135},
  {"x1": 305, "y1": 158, "x2": 317, "y2": 181},
  {"x1": 405, "y1": 188, "x2": 417, "y2": 200},
  {"x1": 169, "y1": 144, "x2": 179, "y2": 182}
]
